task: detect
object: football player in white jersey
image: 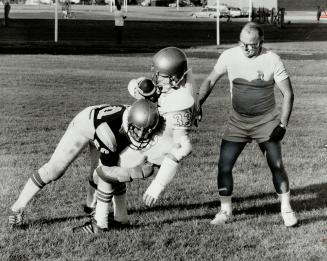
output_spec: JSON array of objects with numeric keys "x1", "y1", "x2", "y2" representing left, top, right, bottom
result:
[
  {"x1": 126, "y1": 47, "x2": 198, "y2": 207},
  {"x1": 8, "y1": 99, "x2": 163, "y2": 229}
]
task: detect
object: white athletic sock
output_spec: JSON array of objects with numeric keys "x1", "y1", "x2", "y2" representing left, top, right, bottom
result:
[
  {"x1": 113, "y1": 193, "x2": 128, "y2": 223},
  {"x1": 11, "y1": 178, "x2": 41, "y2": 212},
  {"x1": 94, "y1": 180, "x2": 113, "y2": 229},
  {"x1": 219, "y1": 195, "x2": 232, "y2": 214},
  {"x1": 278, "y1": 191, "x2": 293, "y2": 212},
  {"x1": 94, "y1": 200, "x2": 110, "y2": 229}
]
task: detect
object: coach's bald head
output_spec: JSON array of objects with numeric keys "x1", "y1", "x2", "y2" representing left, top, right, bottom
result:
[{"x1": 239, "y1": 22, "x2": 264, "y2": 58}]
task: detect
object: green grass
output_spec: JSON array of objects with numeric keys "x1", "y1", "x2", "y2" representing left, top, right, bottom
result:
[{"x1": 0, "y1": 50, "x2": 326, "y2": 260}]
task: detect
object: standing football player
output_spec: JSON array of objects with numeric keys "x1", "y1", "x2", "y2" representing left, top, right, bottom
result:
[
  {"x1": 8, "y1": 99, "x2": 162, "y2": 228},
  {"x1": 197, "y1": 22, "x2": 298, "y2": 227},
  {"x1": 127, "y1": 47, "x2": 198, "y2": 207}
]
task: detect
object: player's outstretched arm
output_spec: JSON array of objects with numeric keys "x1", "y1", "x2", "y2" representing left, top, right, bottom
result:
[
  {"x1": 143, "y1": 154, "x2": 179, "y2": 207},
  {"x1": 143, "y1": 128, "x2": 192, "y2": 207}
]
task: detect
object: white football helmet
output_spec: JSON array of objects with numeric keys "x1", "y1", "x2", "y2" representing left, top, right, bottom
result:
[
  {"x1": 127, "y1": 99, "x2": 161, "y2": 149},
  {"x1": 152, "y1": 47, "x2": 190, "y2": 93}
]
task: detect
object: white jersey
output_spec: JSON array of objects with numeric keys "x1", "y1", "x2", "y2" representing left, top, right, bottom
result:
[{"x1": 121, "y1": 71, "x2": 198, "y2": 167}]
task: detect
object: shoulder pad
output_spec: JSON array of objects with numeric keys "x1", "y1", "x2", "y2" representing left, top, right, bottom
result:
[
  {"x1": 95, "y1": 122, "x2": 117, "y2": 152},
  {"x1": 159, "y1": 88, "x2": 194, "y2": 113}
]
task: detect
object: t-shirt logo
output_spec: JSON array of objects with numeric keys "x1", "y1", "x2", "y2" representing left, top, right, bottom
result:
[{"x1": 257, "y1": 71, "x2": 264, "y2": 80}]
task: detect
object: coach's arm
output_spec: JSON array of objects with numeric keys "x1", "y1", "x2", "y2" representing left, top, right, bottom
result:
[
  {"x1": 196, "y1": 69, "x2": 224, "y2": 121},
  {"x1": 276, "y1": 77, "x2": 294, "y2": 127}
]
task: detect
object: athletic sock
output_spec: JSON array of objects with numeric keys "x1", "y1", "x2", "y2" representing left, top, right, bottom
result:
[
  {"x1": 94, "y1": 187, "x2": 113, "y2": 229},
  {"x1": 219, "y1": 195, "x2": 232, "y2": 214},
  {"x1": 278, "y1": 191, "x2": 293, "y2": 212},
  {"x1": 11, "y1": 177, "x2": 42, "y2": 212}
]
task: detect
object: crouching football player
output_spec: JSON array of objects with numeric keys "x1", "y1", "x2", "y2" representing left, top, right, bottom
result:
[
  {"x1": 81, "y1": 47, "x2": 198, "y2": 226},
  {"x1": 8, "y1": 99, "x2": 162, "y2": 228}
]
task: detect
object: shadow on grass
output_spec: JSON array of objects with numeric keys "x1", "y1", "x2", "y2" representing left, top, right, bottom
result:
[
  {"x1": 14, "y1": 183, "x2": 325, "y2": 228},
  {"x1": 130, "y1": 183, "x2": 326, "y2": 225},
  {"x1": 18, "y1": 214, "x2": 87, "y2": 229},
  {"x1": 19, "y1": 213, "x2": 142, "y2": 230}
]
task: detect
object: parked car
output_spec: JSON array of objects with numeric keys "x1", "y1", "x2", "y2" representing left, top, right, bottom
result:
[
  {"x1": 169, "y1": 0, "x2": 192, "y2": 7},
  {"x1": 240, "y1": 7, "x2": 249, "y2": 17},
  {"x1": 140, "y1": 0, "x2": 151, "y2": 6},
  {"x1": 229, "y1": 7, "x2": 241, "y2": 17},
  {"x1": 191, "y1": 7, "x2": 217, "y2": 18}
]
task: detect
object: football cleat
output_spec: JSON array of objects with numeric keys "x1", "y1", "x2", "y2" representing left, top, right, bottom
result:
[
  {"x1": 108, "y1": 218, "x2": 130, "y2": 229},
  {"x1": 8, "y1": 210, "x2": 24, "y2": 228},
  {"x1": 281, "y1": 211, "x2": 298, "y2": 227},
  {"x1": 72, "y1": 219, "x2": 107, "y2": 234},
  {"x1": 83, "y1": 205, "x2": 95, "y2": 217},
  {"x1": 210, "y1": 210, "x2": 233, "y2": 225}
]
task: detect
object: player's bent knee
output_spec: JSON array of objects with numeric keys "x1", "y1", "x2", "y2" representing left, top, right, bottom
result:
[{"x1": 38, "y1": 162, "x2": 67, "y2": 183}]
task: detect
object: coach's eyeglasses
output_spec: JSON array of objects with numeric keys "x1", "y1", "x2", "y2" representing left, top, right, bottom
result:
[{"x1": 239, "y1": 40, "x2": 262, "y2": 50}]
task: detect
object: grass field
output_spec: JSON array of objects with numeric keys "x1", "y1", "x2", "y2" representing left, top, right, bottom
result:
[
  {"x1": 0, "y1": 9, "x2": 327, "y2": 259},
  {"x1": 0, "y1": 46, "x2": 326, "y2": 260}
]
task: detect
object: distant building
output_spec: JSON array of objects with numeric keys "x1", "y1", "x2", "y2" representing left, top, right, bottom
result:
[{"x1": 207, "y1": 0, "x2": 326, "y2": 11}]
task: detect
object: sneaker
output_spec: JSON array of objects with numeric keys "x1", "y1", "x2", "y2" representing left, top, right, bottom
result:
[
  {"x1": 72, "y1": 219, "x2": 107, "y2": 234},
  {"x1": 8, "y1": 210, "x2": 24, "y2": 228},
  {"x1": 281, "y1": 211, "x2": 298, "y2": 227},
  {"x1": 210, "y1": 210, "x2": 232, "y2": 225}
]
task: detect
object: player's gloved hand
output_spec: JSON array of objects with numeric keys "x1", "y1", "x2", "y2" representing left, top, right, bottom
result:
[{"x1": 269, "y1": 123, "x2": 286, "y2": 142}]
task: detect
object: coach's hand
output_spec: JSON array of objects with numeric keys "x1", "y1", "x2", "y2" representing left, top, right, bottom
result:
[
  {"x1": 194, "y1": 105, "x2": 202, "y2": 127},
  {"x1": 269, "y1": 123, "x2": 286, "y2": 142}
]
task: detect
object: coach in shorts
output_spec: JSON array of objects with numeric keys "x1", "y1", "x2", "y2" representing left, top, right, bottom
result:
[{"x1": 197, "y1": 22, "x2": 298, "y2": 227}]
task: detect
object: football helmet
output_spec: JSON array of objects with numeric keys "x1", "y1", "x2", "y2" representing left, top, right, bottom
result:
[
  {"x1": 127, "y1": 99, "x2": 160, "y2": 149},
  {"x1": 128, "y1": 77, "x2": 160, "y2": 103},
  {"x1": 152, "y1": 47, "x2": 190, "y2": 93}
]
